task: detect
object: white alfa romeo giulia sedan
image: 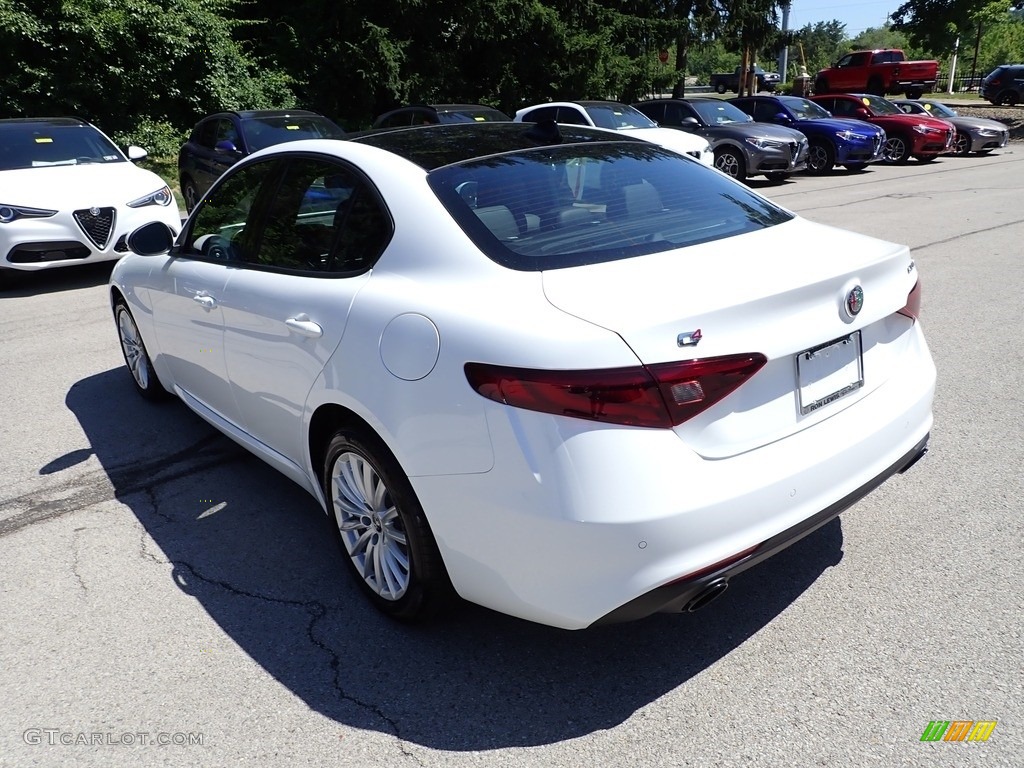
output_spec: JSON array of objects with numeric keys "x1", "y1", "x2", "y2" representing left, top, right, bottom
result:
[
  {"x1": 110, "y1": 122, "x2": 935, "y2": 630},
  {"x1": 0, "y1": 117, "x2": 180, "y2": 285}
]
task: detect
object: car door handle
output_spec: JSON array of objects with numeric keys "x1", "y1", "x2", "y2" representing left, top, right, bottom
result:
[
  {"x1": 285, "y1": 315, "x2": 323, "y2": 338},
  {"x1": 192, "y1": 294, "x2": 217, "y2": 309}
]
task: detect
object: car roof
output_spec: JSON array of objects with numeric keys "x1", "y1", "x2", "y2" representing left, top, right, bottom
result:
[
  {"x1": 348, "y1": 122, "x2": 643, "y2": 171},
  {"x1": 574, "y1": 100, "x2": 630, "y2": 108},
  {"x1": 432, "y1": 103, "x2": 505, "y2": 112},
  {"x1": 0, "y1": 117, "x2": 89, "y2": 127},
  {"x1": 200, "y1": 109, "x2": 323, "y2": 121}
]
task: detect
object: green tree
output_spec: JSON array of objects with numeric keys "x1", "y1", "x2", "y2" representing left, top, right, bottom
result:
[
  {"x1": 0, "y1": 0, "x2": 293, "y2": 153},
  {"x1": 890, "y1": 0, "x2": 1014, "y2": 53},
  {"x1": 791, "y1": 20, "x2": 848, "y2": 75},
  {"x1": 718, "y1": 0, "x2": 782, "y2": 96}
]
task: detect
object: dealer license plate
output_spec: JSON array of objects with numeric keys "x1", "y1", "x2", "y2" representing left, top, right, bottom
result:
[{"x1": 797, "y1": 331, "x2": 863, "y2": 415}]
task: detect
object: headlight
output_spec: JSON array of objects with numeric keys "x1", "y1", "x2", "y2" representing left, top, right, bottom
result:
[
  {"x1": 0, "y1": 204, "x2": 58, "y2": 223},
  {"x1": 127, "y1": 186, "x2": 173, "y2": 208},
  {"x1": 912, "y1": 124, "x2": 939, "y2": 135},
  {"x1": 744, "y1": 137, "x2": 782, "y2": 150},
  {"x1": 977, "y1": 128, "x2": 1000, "y2": 136},
  {"x1": 835, "y1": 130, "x2": 858, "y2": 140}
]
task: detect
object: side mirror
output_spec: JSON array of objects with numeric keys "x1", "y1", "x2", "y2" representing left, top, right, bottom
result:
[
  {"x1": 854, "y1": 108, "x2": 870, "y2": 119},
  {"x1": 215, "y1": 140, "x2": 240, "y2": 154},
  {"x1": 127, "y1": 222, "x2": 175, "y2": 256},
  {"x1": 679, "y1": 117, "x2": 700, "y2": 131},
  {"x1": 772, "y1": 112, "x2": 793, "y2": 124},
  {"x1": 126, "y1": 145, "x2": 148, "y2": 162}
]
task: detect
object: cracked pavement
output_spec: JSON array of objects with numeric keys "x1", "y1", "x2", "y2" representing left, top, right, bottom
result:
[{"x1": 2, "y1": 152, "x2": 1023, "y2": 767}]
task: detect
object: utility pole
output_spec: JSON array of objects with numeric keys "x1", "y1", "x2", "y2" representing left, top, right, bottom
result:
[{"x1": 777, "y1": 0, "x2": 792, "y2": 82}]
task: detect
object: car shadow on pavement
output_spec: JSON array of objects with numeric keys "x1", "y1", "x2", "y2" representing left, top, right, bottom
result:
[
  {"x1": 0, "y1": 262, "x2": 115, "y2": 297},
  {"x1": 65, "y1": 367, "x2": 845, "y2": 751}
]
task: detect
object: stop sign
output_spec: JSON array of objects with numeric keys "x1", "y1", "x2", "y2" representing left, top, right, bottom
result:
[{"x1": 658, "y1": 50, "x2": 669, "y2": 64}]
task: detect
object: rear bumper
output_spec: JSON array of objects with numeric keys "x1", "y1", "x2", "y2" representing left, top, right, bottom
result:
[
  {"x1": 592, "y1": 433, "x2": 929, "y2": 625},
  {"x1": 415, "y1": 323, "x2": 936, "y2": 629}
]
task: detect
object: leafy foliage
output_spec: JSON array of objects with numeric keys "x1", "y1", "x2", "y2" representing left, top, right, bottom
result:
[
  {"x1": 0, "y1": 0, "x2": 293, "y2": 137},
  {"x1": 7, "y1": 0, "x2": 1021, "y2": 143},
  {"x1": 891, "y1": 0, "x2": 1017, "y2": 53}
]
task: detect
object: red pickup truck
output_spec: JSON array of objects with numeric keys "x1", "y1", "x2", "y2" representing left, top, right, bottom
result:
[{"x1": 814, "y1": 49, "x2": 939, "y2": 99}]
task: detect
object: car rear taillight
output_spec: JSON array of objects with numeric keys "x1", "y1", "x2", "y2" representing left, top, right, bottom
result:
[
  {"x1": 898, "y1": 279, "x2": 922, "y2": 321},
  {"x1": 464, "y1": 353, "x2": 767, "y2": 428}
]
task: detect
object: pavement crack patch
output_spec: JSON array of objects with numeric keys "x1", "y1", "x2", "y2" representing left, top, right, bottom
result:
[
  {"x1": 166, "y1": 559, "x2": 421, "y2": 764},
  {"x1": 0, "y1": 435, "x2": 245, "y2": 538},
  {"x1": 70, "y1": 526, "x2": 90, "y2": 594},
  {"x1": 909, "y1": 214, "x2": 1024, "y2": 251}
]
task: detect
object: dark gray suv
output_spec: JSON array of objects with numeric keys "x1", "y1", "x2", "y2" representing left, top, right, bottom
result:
[
  {"x1": 982, "y1": 65, "x2": 1024, "y2": 106},
  {"x1": 633, "y1": 98, "x2": 808, "y2": 182}
]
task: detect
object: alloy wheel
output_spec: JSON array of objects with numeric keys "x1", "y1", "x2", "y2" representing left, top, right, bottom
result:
[
  {"x1": 882, "y1": 136, "x2": 909, "y2": 163},
  {"x1": 331, "y1": 450, "x2": 410, "y2": 601},
  {"x1": 117, "y1": 307, "x2": 150, "y2": 390}
]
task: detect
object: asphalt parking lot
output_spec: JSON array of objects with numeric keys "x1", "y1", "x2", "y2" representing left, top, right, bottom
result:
[{"x1": 1, "y1": 149, "x2": 1022, "y2": 767}]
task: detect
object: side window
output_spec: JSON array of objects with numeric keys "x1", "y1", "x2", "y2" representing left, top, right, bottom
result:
[
  {"x1": 661, "y1": 104, "x2": 681, "y2": 124},
  {"x1": 815, "y1": 98, "x2": 836, "y2": 114},
  {"x1": 556, "y1": 107, "x2": 588, "y2": 126},
  {"x1": 836, "y1": 54, "x2": 852, "y2": 68},
  {"x1": 521, "y1": 106, "x2": 558, "y2": 123},
  {"x1": 830, "y1": 99, "x2": 854, "y2": 116},
  {"x1": 214, "y1": 120, "x2": 239, "y2": 150},
  {"x1": 254, "y1": 157, "x2": 390, "y2": 274},
  {"x1": 380, "y1": 110, "x2": 419, "y2": 128},
  {"x1": 196, "y1": 120, "x2": 218, "y2": 149},
  {"x1": 185, "y1": 160, "x2": 277, "y2": 262},
  {"x1": 639, "y1": 103, "x2": 663, "y2": 123},
  {"x1": 751, "y1": 101, "x2": 777, "y2": 122},
  {"x1": 848, "y1": 53, "x2": 868, "y2": 67}
]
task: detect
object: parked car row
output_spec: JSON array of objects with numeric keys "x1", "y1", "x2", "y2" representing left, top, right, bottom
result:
[
  {"x1": 3, "y1": 89, "x2": 1010, "y2": 286},
  {"x1": 633, "y1": 92, "x2": 1008, "y2": 179}
]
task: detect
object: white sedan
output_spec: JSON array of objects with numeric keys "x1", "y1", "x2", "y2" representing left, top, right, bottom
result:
[
  {"x1": 513, "y1": 100, "x2": 715, "y2": 166},
  {"x1": 111, "y1": 122, "x2": 934, "y2": 630},
  {"x1": 0, "y1": 118, "x2": 180, "y2": 285}
]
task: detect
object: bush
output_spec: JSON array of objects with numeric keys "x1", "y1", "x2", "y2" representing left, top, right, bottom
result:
[{"x1": 110, "y1": 118, "x2": 187, "y2": 158}]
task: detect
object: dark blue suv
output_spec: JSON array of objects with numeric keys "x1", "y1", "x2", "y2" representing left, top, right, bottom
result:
[
  {"x1": 730, "y1": 95, "x2": 885, "y2": 174},
  {"x1": 177, "y1": 110, "x2": 345, "y2": 212}
]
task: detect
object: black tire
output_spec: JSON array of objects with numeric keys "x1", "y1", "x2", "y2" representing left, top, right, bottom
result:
[
  {"x1": 714, "y1": 147, "x2": 746, "y2": 181},
  {"x1": 882, "y1": 135, "x2": 911, "y2": 164},
  {"x1": 715, "y1": 83, "x2": 727, "y2": 94},
  {"x1": 951, "y1": 131, "x2": 971, "y2": 156},
  {"x1": 805, "y1": 140, "x2": 835, "y2": 174},
  {"x1": 905, "y1": 88, "x2": 923, "y2": 100},
  {"x1": 1004, "y1": 91, "x2": 1019, "y2": 107},
  {"x1": 114, "y1": 300, "x2": 169, "y2": 400},
  {"x1": 181, "y1": 178, "x2": 199, "y2": 213},
  {"x1": 867, "y1": 76, "x2": 885, "y2": 96},
  {"x1": 323, "y1": 427, "x2": 454, "y2": 622},
  {"x1": 844, "y1": 163, "x2": 868, "y2": 172}
]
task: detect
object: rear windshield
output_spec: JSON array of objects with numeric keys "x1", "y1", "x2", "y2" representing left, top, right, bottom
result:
[
  {"x1": 0, "y1": 124, "x2": 124, "y2": 169},
  {"x1": 429, "y1": 141, "x2": 793, "y2": 271},
  {"x1": 242, "y1": 116, "x2": 345, "y2": 151}
]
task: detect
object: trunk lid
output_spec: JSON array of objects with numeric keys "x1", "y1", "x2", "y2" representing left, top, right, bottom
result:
[{"x1": 541, "y1": 217, "x2": 918, "y2": 456}]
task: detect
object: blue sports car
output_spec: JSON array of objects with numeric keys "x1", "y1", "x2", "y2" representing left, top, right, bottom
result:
[{"x1": 730, "y1": 95, "x2": 885, "y2": 174}]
